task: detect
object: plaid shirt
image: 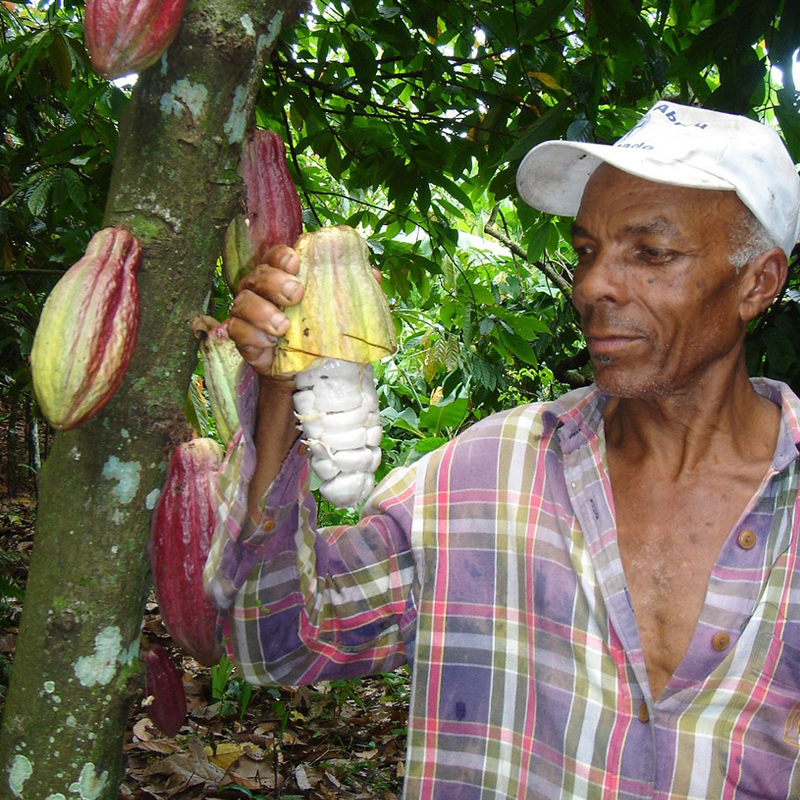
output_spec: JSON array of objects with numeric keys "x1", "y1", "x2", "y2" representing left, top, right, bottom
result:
[{"x1": 204, "y1": 371, "x2": 800, "y2": 800}]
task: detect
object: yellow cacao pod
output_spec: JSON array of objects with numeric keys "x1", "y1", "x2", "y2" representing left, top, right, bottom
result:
[
  {"x1": 31, "y1": 227, "x2": 141, "y2": 431},
  {"x1": 271, "y1": 225, "x2": 396, "y2": 377}
]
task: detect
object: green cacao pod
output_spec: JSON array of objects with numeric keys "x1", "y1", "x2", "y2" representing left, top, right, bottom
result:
[
  {"x1": 221, "y1": 214, "x2": 255, "y2": 294},
  {"x1": 85, "y1": 0, "x2": 188, "y2": 80},
  {"x1": 151, "y1": 438, "x2": 224, "y2": 667},
  {"x1": 272, "y1": 225, "x2": 396, "y2": 377},
  {"x1": 30, "y1": 227, "x2": 141, "y2": 431},
  {"x1": 199, "y1": 319, "x2": 243, "y2": 446},
  {"x1": 222, "y1": 130, "x2": 303, "y2": 290},
  {"x1": 143, "y1": 643, "x2": 187, "y2": 737}
]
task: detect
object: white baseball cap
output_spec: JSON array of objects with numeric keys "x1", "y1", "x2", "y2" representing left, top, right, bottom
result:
[{"x1": 516, "y1": 101, "x2": 800, "y2": 258}]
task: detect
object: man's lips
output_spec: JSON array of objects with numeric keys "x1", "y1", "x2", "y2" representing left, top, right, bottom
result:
[{"x1": 584, "y1": 333, "x2": 644, "y2": 355}]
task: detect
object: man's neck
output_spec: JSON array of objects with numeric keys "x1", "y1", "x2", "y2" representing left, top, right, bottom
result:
[{"x1": 602, "y1": 365, "x2": 780, "y2": 477}]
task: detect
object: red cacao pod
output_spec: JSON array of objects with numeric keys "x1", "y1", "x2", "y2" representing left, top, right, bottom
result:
[
  {"x1": 30, "y1": 227, "x2": 141, "y2": 431},
  {"x1": 222, "y1": 130, "x2": 303, "y2": 290},
  {"x1": 151, "y1": 438, "x2": 224, "y2": 667},
  {"x1": 143, "y1": 644, "x2": 187, "y2": 737},
  {"x1": 85, "y1": 0, "x2": 187, "y2": 80}
]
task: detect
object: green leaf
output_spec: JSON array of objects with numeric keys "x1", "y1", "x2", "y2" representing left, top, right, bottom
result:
[
  {"x1": 59, "y1": 168, "x2": 87, "y2": 213},
  {"x1": 414, "y1": 436, "x2": 448, "y2": 454},
  {"x1": 382, "y1": 406, "x2": 422, "y2": 435},
  {"x1": 465, "y1": 284, "x2": 495, "y2": 306},
  {"x1": 494, "y1": 307, "x2": 550, "y2": 338},
  {"x1": 419, "y1": 395, "x2": 469, "y2": 434},
  {"x1": 48, "y1": 32, "x2": 72, "y2": 91},
  {"x1": 500, "y1": 100, "x2": 570, "y2": 166},
  {"x1": 26, "y1": 174, "x2": 55, "y2": 218},
  {"x1": 775, "y1": 90, "x2": 800, "y2": 162},
  {"x1": 497, "y1": 327, "x2": 538, "y2": 365},
  {"x1": 430, "y1": 173, "x2": 474, "y2": 213}
]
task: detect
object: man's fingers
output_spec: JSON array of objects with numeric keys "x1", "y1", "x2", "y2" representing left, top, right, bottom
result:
[
  {"x1": 228, "y1": 315, "x2": 279, "y2": 376},
  {"x1": 262, "y1": 244, "x2": 301, "y2": 275},
  {"x1": 238, "y1": 263, "x2": 305, "y2": 307},
  {"x1": 230, "y1": 288, "x2": 293, "y2": 337}
]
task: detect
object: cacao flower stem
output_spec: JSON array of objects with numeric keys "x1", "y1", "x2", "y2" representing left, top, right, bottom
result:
[{"x1": 0, "y1": 0, "x2": 306, "y2": 796}]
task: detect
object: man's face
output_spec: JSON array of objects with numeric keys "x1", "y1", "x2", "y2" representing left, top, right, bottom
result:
[{"x1": 571, "y1": 164, "x2": 749, "y2": 398}]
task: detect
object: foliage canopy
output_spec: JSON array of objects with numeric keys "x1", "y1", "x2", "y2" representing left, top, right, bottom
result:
[{"x1": 2, "y1": 0, "x2": 800, "y2": 470}]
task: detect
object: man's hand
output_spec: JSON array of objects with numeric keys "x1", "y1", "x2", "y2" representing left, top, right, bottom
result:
[
  {"x1": 228, "y1": 244, "x2": 383, "y2": 379},
  {"x1": 228, "y1": 244, "x2": 304, "y2": 379}
]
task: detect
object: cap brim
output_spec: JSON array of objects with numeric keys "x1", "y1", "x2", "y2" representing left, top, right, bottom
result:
[{"x1": 516, "y1": 140, "x2": 735, "y2": 216}]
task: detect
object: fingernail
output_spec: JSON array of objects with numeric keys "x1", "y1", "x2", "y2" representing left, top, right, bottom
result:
[
  {"x1": 283, "y1": 280, "x2": 301, "y2": 301},
  {"x1": 271, "y1": 312, "x2": 288, "y2": 333},
  {"x1": 279, "y1": 253, "x2": 294, "y2": 268}
]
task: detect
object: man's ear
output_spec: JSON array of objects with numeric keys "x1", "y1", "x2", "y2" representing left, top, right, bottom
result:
[{"x1": 739, "y1": 247, "x2": 788, "y2": 323}]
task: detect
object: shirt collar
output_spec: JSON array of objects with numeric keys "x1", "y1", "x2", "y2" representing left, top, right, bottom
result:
[{"x1": 543, "y1": 378, "x2": 800, "y2": 468}]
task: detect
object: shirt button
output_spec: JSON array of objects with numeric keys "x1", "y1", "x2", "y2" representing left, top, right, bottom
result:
[
  {"x1": 737, "y1": 529, "x2": 757, "y2": 550},
  {"x1": 637, "y1": 702, "x2": 650, "y2": 723},
  {"x1": 262, "y1": 519, "x2": 275, "y2": 533},
  {"x1": 712, "y1": 631, "x2": 730, "y2": 651},
  {"x1": 298, "y1": 442, "x2": 310, "y2": 456}
]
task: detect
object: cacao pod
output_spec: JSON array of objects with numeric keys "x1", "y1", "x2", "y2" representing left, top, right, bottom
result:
[
  {"x1": 30, "y1": 227, "x2": 141, "y2": 431},
  {"x1": 272, "y1": 226, "x2": 396, "y2": 507},
  {"x1": 85, "y1": 0, "x2": 187, "y2": 80},
  {"x1": 199, "y1": 319, "x2": 243, "y2": 445},
  {"x1": 151, "y1": 438, "x2": 224, "y2": 667},
  {"x1": 272, "y1": 225, "x2": 396, "y2": 377},
  {"x1": 222, "y1": 130, "x2": 303, "y2": 290},
  {"x1": 221, "y1": 214, "x2": 255, "y2": 293},
  {"x1": 143, "y1": 644, "x2": 187, "y2": 737}
]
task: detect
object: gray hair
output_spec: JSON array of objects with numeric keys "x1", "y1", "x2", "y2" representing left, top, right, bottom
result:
[{"x1": 729, "y1": 209, "x2": 778, "y2": 271}]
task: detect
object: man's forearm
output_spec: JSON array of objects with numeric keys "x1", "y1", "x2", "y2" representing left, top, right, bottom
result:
[{"x1": 247, "y1": 376, "x2": 300, "y2": 518}]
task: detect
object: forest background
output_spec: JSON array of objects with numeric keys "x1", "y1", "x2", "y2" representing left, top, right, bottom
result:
[{"x1": 0, "y1": 0, "x2": 799, "y2": 798}]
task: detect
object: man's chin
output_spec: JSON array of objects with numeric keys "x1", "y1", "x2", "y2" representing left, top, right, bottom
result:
[{"x1": 592, "y1": 367, "x2": 671, "y2": 399}]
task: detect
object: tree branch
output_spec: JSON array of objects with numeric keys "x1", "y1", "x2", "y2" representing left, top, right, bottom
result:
[{"x1": 483, "y1": 221, "x2": 572, "y2": 295}]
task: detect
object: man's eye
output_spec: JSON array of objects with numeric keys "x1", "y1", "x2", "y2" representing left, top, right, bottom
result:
[
  {"x1": 573, "y1": 245, "x2": 593, "y2": 259},
  {"x1": 637, "y1": 247, "x2": 674, "y2": 264}
]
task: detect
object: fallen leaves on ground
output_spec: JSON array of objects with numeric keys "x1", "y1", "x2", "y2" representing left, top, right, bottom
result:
[
  {"x1": 120, "y1": 606, "x2": 410, "y2": 800},
  {"x1": 1, "y1": 487, "x2": 410, "y2": 800}
]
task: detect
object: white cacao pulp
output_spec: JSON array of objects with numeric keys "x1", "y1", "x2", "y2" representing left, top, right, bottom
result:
[{"x1": 294, "y1": 358, "x2": 383, "y2": 507}]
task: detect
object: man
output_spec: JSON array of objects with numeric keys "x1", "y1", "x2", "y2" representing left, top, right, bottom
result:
[{"x1": 204, "y1": 102, "x2": 800, "y2": 799}]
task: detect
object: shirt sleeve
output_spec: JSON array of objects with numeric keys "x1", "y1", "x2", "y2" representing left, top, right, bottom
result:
[{"x1": 203, "y1": 366, "x2": 420, "y2": 686}]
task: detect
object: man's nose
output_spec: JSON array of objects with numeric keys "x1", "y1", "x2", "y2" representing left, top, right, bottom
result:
[{"x1": 572, "y1": 250, "x2": 627, "y2": 308}]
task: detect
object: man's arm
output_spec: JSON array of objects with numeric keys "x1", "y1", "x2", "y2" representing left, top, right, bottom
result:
[
  {"x1": 227, "y1": 243, "x2": 383, "y2": 516},
  {"x1": 226, "y1": 245, "x2": 304, "y2": 516}
]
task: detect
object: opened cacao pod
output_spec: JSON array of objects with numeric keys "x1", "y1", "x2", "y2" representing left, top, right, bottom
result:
[{"x1": 272, "y1": 225, "x2": 396, "y2": 377}]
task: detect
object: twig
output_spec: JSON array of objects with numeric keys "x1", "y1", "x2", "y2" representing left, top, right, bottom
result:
[{"x1": 483, "y1": 222, "x2": 572, "y2": 295}]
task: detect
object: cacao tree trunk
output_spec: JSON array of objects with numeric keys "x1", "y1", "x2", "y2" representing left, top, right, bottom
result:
[{"x1": 0, "y1": 0, "x2": 305, "y2": 796}]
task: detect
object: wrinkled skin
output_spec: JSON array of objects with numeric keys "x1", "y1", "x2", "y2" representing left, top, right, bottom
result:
[
  {"x1": 574, "y1": 165, "x2": 787, "y2": 699},
  {"x1": 571, "y1": 165, "x2": 771, "y2": 399}
]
